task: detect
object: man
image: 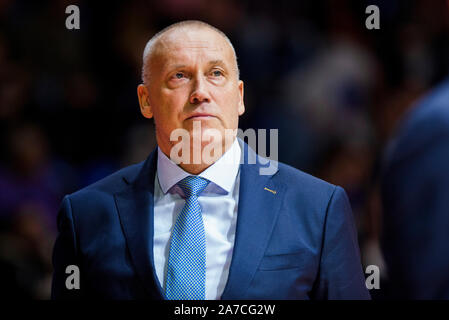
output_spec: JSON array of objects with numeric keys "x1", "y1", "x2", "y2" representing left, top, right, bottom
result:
[
  {"x1": 381, "y1": 77, "x2": 449, "y2": 299},
  {"x1": 52, "y1": 20, "x2": 369, "y2": 299}
]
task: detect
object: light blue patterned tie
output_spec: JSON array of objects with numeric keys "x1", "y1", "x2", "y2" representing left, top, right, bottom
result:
[{"x1": 165, "y1": 176, "x2": 210, "y2": 300}]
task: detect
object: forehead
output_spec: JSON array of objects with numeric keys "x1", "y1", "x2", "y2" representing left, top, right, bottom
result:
[{"x1": 150, "y1": 27, "x2": 235, "y2": 70}]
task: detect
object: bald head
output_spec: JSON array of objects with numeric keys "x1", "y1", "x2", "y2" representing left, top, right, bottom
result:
[{"x1": 141, "y1": 20, "x2": 239, "y2": 85}]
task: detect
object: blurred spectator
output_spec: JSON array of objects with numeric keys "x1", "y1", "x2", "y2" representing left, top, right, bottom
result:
[
  {"x1": 1, "y1": 124, "x2": 60, "y2": 230},
  {"x1": 0, "y1": 203, "x2": 53, "y2": 299},
  {"x1": 381, "y1": 77, "x2": 449, "y2": 299}
]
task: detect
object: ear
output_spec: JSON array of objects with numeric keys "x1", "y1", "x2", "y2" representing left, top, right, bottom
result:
[
  {"x1": 237, "y1": 80, "x2": 245, "y2": 116},
  {"x1": 137, "y1": 84, "x2": 153, "y2": 119}
]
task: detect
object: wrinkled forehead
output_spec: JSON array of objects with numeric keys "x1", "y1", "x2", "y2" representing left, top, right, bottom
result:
[{"x1": 149, "y1": 27, "x2": 236, "y2": 71}]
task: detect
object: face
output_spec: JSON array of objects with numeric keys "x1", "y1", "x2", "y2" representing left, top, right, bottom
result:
[{"x1": 137, "y1": 27, "x2": 244, "y2": 159}]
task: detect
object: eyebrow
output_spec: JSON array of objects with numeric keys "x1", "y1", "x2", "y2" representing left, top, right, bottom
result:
[
  {"x1": 167, "y1": 60, "x2": 228, "y2": 71},
  {"x1": 168, "y1": 64, "x2": 187, "y2": 70},
  {"x1": 208, "y1": 60, "x2": 227, "y2": 67}
]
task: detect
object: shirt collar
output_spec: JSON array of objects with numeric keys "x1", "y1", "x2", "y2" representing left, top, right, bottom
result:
[{"x1": 157, "y1": 138, "x2": 241, "y2": 195}]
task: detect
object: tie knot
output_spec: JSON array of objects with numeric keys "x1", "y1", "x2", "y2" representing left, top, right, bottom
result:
[{"x1": 178, "y1": 176, "x2": 210, "y2": 198}]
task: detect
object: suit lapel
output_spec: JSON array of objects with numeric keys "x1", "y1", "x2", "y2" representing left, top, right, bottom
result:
[
  {"x1": 114, "y1": 149, "x2": 165, "y2": 299},
  {"x1": 221, "y1": 142, "x2": 285, "y2": 299}
]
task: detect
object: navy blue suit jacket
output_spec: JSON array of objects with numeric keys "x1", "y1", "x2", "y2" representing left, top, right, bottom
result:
[
  {"x1": 52, "y1": 140, "x2": 369, "y2": 299},
  {"x1": 381, "y1": 79, "x2": 449, "y2": 299}
]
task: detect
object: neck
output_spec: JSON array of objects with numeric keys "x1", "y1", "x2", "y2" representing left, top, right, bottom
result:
[
  {"x1": 179, "y1": 162, "x2": 213, "y2": 175},
  {"x1": 159, "y1": 137, "x2": 236, "y2": 175}
]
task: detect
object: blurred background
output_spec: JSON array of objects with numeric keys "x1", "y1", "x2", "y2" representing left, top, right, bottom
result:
[{"x1": 0, "y1": 0, "x2": 448, "y2": 299}]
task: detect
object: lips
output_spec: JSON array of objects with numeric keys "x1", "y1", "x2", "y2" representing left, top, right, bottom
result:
[{"x1": 186, "y1": 113, "x2": 217, "y2": 120}]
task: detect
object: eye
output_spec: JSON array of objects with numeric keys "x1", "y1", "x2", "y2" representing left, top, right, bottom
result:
[
  {"x1": 174, "y1": 72, "x2": 185, "y2": 79},
  {"x1": 211, "y1": 70, "x2": 223, "y2": 77}
]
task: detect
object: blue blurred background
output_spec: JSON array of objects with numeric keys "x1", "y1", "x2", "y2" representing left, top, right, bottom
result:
[{"x1": 0, "y1": 0, "x2": 448, "y2": 299}]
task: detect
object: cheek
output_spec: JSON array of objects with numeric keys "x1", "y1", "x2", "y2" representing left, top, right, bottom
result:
[
  {"x1": 156, "y1": 90, "x2": 186, "y2": 120},
  {"x1": 217, "y1": 88, "x2": 241, "y2": 117}
]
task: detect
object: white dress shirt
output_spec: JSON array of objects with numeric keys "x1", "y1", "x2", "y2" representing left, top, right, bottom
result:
[{"x1": 153, "y1": 138, "x2": 241, "y2": 299}]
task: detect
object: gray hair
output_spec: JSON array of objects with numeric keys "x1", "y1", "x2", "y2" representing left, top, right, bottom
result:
[{"x1": 141, "y1": 20, "x2": 239, "y2": 85}]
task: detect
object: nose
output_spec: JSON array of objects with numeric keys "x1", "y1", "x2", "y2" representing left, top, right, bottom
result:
[{"x1": 189, "y1": 76, "x2": 210, "y2": 104}]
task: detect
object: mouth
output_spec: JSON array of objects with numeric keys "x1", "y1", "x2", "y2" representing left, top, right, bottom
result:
[{"x1": 185, "y1": 113, "x2": 217, "y2": 120}]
